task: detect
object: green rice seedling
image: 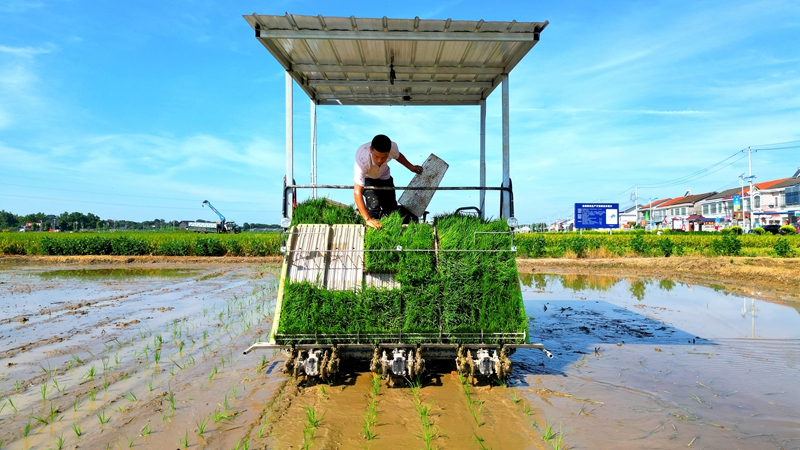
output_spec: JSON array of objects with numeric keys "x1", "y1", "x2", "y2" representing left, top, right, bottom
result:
[
  {"x1": 153, "y1": 349, "x2": 161, "y2": 364},
  {"x1": 222, "y1": 394, "x2": 231, "y2": 410},
  {"x1": 209, "y1": 366, "x2": 218, "y2": 381},
  {"x1": 303, "y1": 406, "x2": 325, "y2": 428},
  {"x1": 114, "y1": 353, "x2": 122, "y2": 366},
  {"x1": 473, "y1": 432, "x2": 489, "y2": 450},
  {"x1": 361, "y1": 411, "x2": 375, "y2": 440},
  {"x1": 512, "y1": 391, "x2": 520, "y2": 404},
  {"x1": 102, "y1": 377, "x2": 109, "y2": 392},
  {"x1": 102, "y1": 357, "x2": 110, "y2": 371},
  {"x1": 97, "y1": 409, "x2": 110, "y2": 425},
  {"x1": 55, "y1": 434, "x2": 65, "y2": 450},
  {"x1": 235, "y1": 438, "x2": 250, "y2": 450},
  {"x1": 13, "y1": 380, "x2": 21, "y2": 392},
  {"x1": 48, "y1": 402, "x2": 61, "y2": 422},
  {"x1": 169, "y1": 357, "x2": 184, "y2": 371},
  {"x1": 53, "y1": 377, "x2": 65, "y2": 393},
  {"x1": 40, "y1": 383, "x2": 48, "y2": 401},
  {"x1": 179, "y1": 430, "x2": 189, "y2": 449},
  {"x1": 72, "y1": 354, "x2": 84, "y2": 365},
  {"x1": 23, "y1": 418, "x2": 31, "y2": 436},
  {"x1": 89, "y1": 388, "x2": 96, "y2": 401},
  {"x1": 196, "y1": 415, "x2": 210, "y2": 436},
  {"x1": 213, "y1": 409, "x2": 231, "y2": 423},
  {"x1": 33, "y1": 414, "x2": 50, "y2": 425},
  {"x1": 71, "y1": 422, "x2": 82, "y2": 437},
  {"x1": 291, "y1": 198, "x2": 363, "y2": 227},
  {"x1": 0, "y1": 401, "x2": 5, "y2": 414},
  {"x1": 257, "y1": 420, "x2": 269, "y2": 439},
  {"x1": 123, "y1": 391, "x2": 137, "y2": 402},
  {"x1": 82, "y1": 365, "x2": 96, "y2": 381},
  {"x1": 127, "y1": 436, "x2": 136, "y2": 448},
  {"x1": 167, "y1": 391, "x2": 176, "y2": 411},
  {"x1": 7, "y1": 398, "x2": 17, "y2": 413},
  {"x1": 147, "y1": 379, "x2": 154, "y2": 392},
  {"x1": 141, "y1": 422, "x2": 151, "y2": 437}
]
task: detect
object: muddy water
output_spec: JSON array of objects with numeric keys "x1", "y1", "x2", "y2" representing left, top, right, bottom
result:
[
  {"x1": 0, "y1": 263, "x2": 281, "y2": 450},
  {"x1": 517, "y1": 273, "x2": 800, "y2": 450}
]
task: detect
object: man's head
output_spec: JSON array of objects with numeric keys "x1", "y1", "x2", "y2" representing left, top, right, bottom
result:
[{"x1": 369, "y1": 134, "x2": 391, "y2": 165}]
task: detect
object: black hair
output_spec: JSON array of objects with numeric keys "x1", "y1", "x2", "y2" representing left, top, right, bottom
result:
[{"x1": 371, "y1": 134, "x2": 391, "y2": 153}]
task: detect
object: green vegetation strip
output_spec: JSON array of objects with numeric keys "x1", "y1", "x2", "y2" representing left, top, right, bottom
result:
[
  {"x1": 513, "y1": 231, "x2": 799, "y2": 258},
  {"x1": 0, "y1": 232, "x2": 282, "y2": 256}
]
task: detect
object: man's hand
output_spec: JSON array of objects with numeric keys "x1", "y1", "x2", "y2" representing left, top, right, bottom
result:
[
  {"x1": 409, "y1": 165, "x2": 423, "y2": 175},
  {"x1": 366, "y1": 218, "x2": 382, "y2": 230}
]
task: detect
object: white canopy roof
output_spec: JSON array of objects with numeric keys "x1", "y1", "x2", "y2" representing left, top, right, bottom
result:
[{"x1": 244, "y1": 13, "x2": 548, "y2": 106}]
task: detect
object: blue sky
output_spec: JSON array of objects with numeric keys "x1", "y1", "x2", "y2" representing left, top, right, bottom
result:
[{"x1": 1, "y1": 0, "x2": 798, "y2": 225}]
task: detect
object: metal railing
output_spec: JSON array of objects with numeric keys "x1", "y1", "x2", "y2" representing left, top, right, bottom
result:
[{"x1": 282, "y1": 184, "x2": 515, "y2": 219}]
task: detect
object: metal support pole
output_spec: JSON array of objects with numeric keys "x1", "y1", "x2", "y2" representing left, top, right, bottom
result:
[
  {"x1": 479, "y1": 99, "x2": 487, "y2": 220},
  {"x1": 311, "y1": 99, "x2": 317, "y2": 199},
  {"x1": 747, "y1": 146, "x2": 754, "y2": 230},
  {"x1": 285, "y1": 71, "x2": 294, "y2": 219},
  {"x1": 501, "y1": 74, "x2": 510, "y2": 219}
]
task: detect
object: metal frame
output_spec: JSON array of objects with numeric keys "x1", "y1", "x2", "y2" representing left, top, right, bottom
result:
[
  {"x1": 281, "y1": 184, "x2": 514, "y2": 219},
  {"x1": 245, "y1": 13, "x2": 547, "y2": 220}
]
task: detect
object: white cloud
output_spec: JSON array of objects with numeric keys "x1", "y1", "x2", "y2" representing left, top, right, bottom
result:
[{"x1": 0, "y1": 44, "x2": 53, "y2": 58}]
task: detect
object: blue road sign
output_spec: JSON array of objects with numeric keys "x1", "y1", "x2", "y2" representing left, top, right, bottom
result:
[{"x1": 574, "y1": 203, "x2": 620, "y2": 229}]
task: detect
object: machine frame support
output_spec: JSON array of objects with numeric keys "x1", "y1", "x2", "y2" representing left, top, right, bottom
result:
[
  {"x1": 310, "y1": 99, "x2": 318, "y2": 199},
  {"x1": 285, "y1": 71, "x2": 294, "y2": 219},
  {"x1": 501, "y1": 73, "x2": 510, "y2": 219},
  {"x1": 479, "y1": 99, "x2": 487, "y2": 220}
]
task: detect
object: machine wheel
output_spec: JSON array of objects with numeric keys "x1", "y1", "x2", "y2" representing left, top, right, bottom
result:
[
  {"x1": 284, "y1": 348, "x2": 298, "y2": 375},
  {"x1": 370, "y1": 348, "x2": 381, "y2": 374},
  {"x1": 320, "y1": 351, "x2": 329, "y2": 381},
  {"x1": 466, "y1": 349, "x2": 475, "y2": 385}
]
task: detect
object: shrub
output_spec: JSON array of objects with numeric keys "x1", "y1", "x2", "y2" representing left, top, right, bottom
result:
[
  {"x1": 752, "y1": 227, "x2": 765, "y2": 235},
  {"x1": 630, "y1": 234, "x2": 647, "y2": 255},
  {"x1": 111, "y1": 236, "x2": 150, "y2": 255},
  {"x1": 780, "y1": 225, "x2": 797, "y2": 235},
  {"x1": 566, "y1": 235, "x2": 589, "y2": 258},
  {"x1": 193, "y1": 237, "x2": 225, "y2": 257},
  {"x1": 0, "y1": 240, "x2": 26, "y2": 255},
  {"x1": 710, "y1": 234, "x2": 742, "y2": 256},
  {"x1": 729, "y1": 226, "x2": 743, "y2": 235},
  {"x1": 156, "y1": 239, "x2": 191, "y2": 256},
  {"x1": 657, "y1": 237, "x2": 675, "y2": 257},
  {"x1": 774, "y1": 238, "x2": 795, "y2": 258}
]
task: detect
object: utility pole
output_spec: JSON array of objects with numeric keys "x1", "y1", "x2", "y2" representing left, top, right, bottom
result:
[{"x1": 748, "y1": 146, "x2": 754, "y2": 230}]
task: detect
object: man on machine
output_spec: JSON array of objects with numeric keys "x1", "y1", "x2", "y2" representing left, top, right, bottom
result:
[{"x1": 354, "y1": 134, "x2": 423, "y2": 230}]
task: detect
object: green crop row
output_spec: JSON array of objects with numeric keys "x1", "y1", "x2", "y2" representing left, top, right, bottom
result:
[
  {"x1": 513, "y1": 232, "x2": 800, "y2": 258},
  {"x1": 0, "y1": 232, "x2": 283, "y2": 257}
]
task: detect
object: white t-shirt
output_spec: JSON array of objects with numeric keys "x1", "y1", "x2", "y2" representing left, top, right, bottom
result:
[{"x1": 353, "y1": 141, "x2": 400, "y2": 186}]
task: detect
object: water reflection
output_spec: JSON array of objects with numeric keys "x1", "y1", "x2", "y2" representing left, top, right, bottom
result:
[
  {"x1": 519, "y1": 272, "x2": 682, "y2": 301},
  {"x1": 519, "y1": 273, "x2": 620, "y2": 293}
]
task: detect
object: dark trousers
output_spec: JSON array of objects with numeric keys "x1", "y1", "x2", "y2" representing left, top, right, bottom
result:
[{"x1": 364, "y1": 177, "x2": 418, "y2": 223}]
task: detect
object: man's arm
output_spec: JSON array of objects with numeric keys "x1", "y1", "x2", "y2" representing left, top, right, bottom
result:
[
  {"x1": 396, "y1": 152, "x2": 423, "y2": 174},
  {"x1": 354, "y1": 184, "x2": 382, "y2": 230}
]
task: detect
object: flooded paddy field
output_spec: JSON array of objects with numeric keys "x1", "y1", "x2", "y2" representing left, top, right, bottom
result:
[
  {"x1": 1, "y1": 258, "x2": 799, "y2": 449},
  {"x1": 517, "y1": 272, "x2": 800, "y2": 449}
]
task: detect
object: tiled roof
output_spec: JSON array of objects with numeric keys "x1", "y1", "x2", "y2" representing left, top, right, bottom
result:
[{"x1": 657, "y1": 192, "x2": 716, "y2": 207}]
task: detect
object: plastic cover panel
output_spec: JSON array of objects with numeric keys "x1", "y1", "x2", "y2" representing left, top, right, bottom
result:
[{"x1": 326, "y1": 225, "x2": 364, "y2": 290}]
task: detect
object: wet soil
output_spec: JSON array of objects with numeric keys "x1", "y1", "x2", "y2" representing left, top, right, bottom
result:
[{"x1": 2, "y1": 255, "x2": 799, "y2": 450}]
